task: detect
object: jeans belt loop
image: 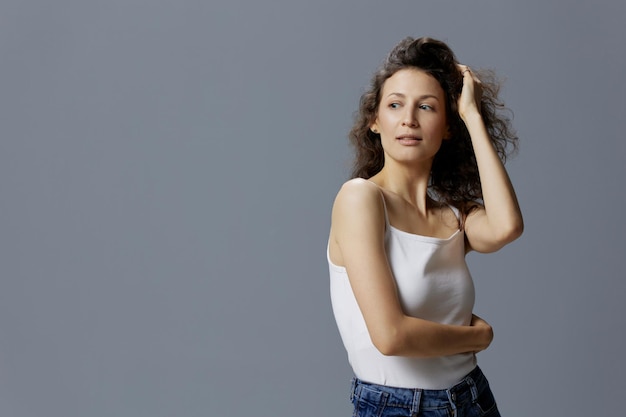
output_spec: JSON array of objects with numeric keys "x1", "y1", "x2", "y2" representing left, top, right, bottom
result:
[
  {"x1": 349, "y1": 377, "x2": 357, "y2": 402},
  {"x1": 411, "y1": 389, "x2": 422, "y2": 415},
  {"x1": 446, "y1": 389, "x2": 458, "y2": 414},
  {"x1": 466, "y1": 375, "x2": 479, "y2": 403}
]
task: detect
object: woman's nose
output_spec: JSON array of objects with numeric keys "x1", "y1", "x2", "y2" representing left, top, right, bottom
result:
[{"x1": 402, "y1": 110, "x2": 418, "y2": 127}]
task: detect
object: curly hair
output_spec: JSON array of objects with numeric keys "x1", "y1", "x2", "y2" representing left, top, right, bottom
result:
[{"x1": 349, "y1": 37, "x2": 518, "y2": 210}]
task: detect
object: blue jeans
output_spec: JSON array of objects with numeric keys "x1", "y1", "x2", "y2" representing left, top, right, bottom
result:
[{"x1": 350, "y1": 366, "x2": 501, "y2": 417}]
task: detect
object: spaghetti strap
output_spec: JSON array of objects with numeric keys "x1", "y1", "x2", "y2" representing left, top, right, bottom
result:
[
  {"x1": 448, "y1": 205, "x2": 464, "y2": 231},
  {"x1": 448, "y1": 205, "x2": 461, "y2": 221},
  {"x1": 366, "y1": 180, "x2": 390, "y2": 228}
]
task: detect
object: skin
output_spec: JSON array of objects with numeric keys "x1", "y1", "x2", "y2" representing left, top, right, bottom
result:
[{"x1": 328, "y1": 67, "x2": 523, "y2": 357}]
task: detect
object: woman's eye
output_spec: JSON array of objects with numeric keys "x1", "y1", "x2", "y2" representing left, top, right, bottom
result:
[
  {"x1": 389, "y1": 102, "x2": 400, "y2": 109},
  {"x1": 419, "y1": 104, "x2": 433, "y2": 111}
]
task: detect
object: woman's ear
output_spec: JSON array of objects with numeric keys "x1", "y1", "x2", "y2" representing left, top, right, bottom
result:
[
  {"x1": 443, "y1": 126, "x2": 451, "y2": 140},
  {"x1": 370, "y1": 122, "x2": 380, "y2": 134}
]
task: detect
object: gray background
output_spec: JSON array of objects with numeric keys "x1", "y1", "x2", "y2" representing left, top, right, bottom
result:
[{"x1": 1, "y1": 1, "x2": 624, "y2": 416}]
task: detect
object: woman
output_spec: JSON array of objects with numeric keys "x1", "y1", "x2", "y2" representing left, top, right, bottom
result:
[{"x1": 327, "y1": 37, "x2": 523, "y2": 417}]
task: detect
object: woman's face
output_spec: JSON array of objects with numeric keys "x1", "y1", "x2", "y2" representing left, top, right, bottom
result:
[{"x1": 371, "y1": 68, "x2": 448, "y2": 167}]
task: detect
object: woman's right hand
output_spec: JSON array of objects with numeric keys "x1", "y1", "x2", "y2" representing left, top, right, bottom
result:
[{"x1": 470, "y1": 314, "x2": 494, "y2": 353}]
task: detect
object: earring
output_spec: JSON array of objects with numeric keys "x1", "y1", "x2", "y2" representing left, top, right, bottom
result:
[{"x1": 370, "y1": 128, "x2": 379, "y2": 134}]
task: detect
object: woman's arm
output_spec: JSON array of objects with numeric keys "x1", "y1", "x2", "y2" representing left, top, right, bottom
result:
[
  {"x1": 330, "y1": 179, "x2": 493, "y2": 357},
  {"x1": 457, "y1": 66, "x2": 524, "y2": 253}
]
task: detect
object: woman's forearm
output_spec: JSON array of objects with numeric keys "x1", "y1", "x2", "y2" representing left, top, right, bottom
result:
[
  {"x1": 373, "y1": 314, "x2": 493, "y2": 357},
  {"x1": 464, "y1": 111, "x2": 524, "y2": 243}
]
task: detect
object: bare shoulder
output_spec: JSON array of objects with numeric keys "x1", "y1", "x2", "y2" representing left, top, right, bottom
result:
[
  {"x1": 336, "y1": 178, "x2": 379, "y2": 200},
  {"x1": 329, "y1": 179, "x2": 386, "y2": 266},
  {"x1": 332, "y1": 178, "x2": 383, "y2": 219},
  {"x1": 330, "y1": 179, "x2": 385, "y2": 239}
]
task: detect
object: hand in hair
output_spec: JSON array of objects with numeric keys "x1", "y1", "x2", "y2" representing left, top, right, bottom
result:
[{"x1": 457, "y1": 64, "x2": 483, "y2": 120}]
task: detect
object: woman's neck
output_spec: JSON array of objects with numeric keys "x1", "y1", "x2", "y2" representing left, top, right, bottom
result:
[{"x1": 370, "y1": 163, "x2": 434, "y2": 214}]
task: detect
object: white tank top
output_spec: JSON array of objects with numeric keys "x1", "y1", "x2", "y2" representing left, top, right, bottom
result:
[{"x1": 328, "y1": 192, "x2": 476, "y2": 389}]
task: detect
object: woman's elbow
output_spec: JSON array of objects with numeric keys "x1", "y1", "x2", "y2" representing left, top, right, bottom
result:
[
  {"x1": 474, "y1": 221, "x2": 524, "y2": 253},
  {"x1": 503, "y1": 218, "x2": 524, "y2": 243},
  {"x1": 493, "y1": 217, "x2": 524, "y2": 247},
  {"x1": 370, "y1": 327, "x2": 404, "y2": 356},
  {"x1": 374, "y1": 340, "x2": 399, "y2": 356}
]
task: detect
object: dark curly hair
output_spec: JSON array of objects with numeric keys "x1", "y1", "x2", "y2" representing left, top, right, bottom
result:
[{"x1": 349, "y1": 36, "x2": 518, "y2": 210}]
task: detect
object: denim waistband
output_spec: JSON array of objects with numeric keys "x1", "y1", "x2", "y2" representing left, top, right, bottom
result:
[{"x1": 350, "y1": 366, "x2": 488, "y2": 414}]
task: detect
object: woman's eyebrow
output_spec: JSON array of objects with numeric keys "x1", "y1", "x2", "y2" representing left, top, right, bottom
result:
[{"x1": 385, "y1": 92, "x2": 440, "y2": 101}]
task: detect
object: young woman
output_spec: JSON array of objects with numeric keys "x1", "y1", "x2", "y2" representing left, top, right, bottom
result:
[{"x1": 327, "y1": 37, "x2": 523, "y2": 417}]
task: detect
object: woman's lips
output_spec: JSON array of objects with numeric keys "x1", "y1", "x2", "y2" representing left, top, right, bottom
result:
[{"x1": 396, "y1": 135, "x2": 422, "y2": 144}]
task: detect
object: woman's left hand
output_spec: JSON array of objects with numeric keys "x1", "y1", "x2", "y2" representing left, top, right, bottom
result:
[{"x1": 457, "y1": 64, "x2": 482, "y2": 120}]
